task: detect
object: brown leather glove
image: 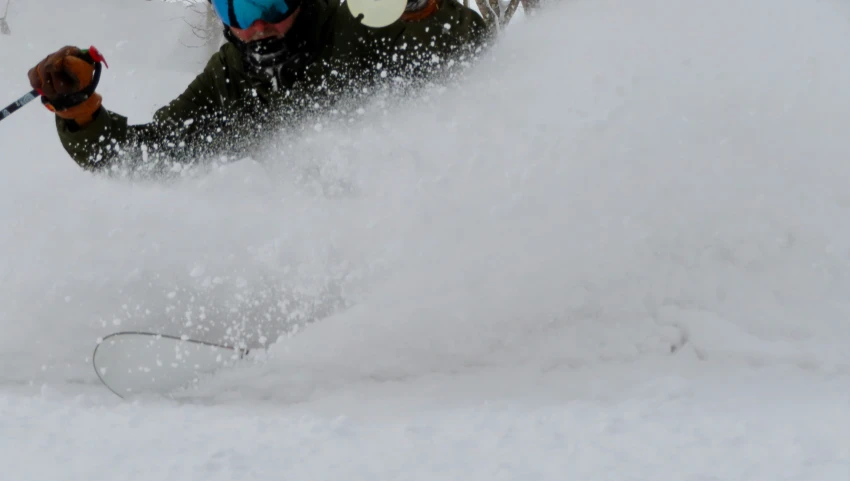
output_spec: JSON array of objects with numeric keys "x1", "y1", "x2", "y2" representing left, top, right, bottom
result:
[{"x1": 27, "y1": 46, "x2": 103, "y2": 127}]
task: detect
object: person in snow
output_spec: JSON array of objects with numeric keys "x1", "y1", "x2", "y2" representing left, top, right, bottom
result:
[{"x1": 27, "y1": 0, "x2": 488, "y2": 175}]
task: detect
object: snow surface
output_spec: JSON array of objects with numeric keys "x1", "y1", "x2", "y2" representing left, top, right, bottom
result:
[{"x1": 2, "y1": 0, "x2": 850, "y2": 479}]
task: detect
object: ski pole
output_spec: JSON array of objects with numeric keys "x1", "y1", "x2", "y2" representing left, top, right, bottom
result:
[
  {"x1": 0, "y1": 45, "x2": 107, "y2": 125},
  {"x1": 0, "y1": 89, "x2": 39, "y2": 123}
]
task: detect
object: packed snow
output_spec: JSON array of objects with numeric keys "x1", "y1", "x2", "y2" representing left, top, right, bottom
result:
[{"x1": 2, "y1": 0, "x2": 850, "y2": 479}]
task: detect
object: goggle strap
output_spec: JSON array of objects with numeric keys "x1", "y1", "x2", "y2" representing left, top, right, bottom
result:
[{"x1": 227, "y1": 0, "x2": 241, "y2": 29}]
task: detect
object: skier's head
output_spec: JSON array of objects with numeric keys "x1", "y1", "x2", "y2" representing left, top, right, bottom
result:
[
  {"x1": 210, "y1": 0, "x2": 303, "y2": 43},
  {"x1": 210, "y1": 0, "x2": 314, "y2": 74}
]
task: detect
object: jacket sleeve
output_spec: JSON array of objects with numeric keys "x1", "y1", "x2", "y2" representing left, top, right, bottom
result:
[
  {"x1": 332, "y1": 0, "x2": 489, "y2": 81},
  {"x1": 389, "y1": 0, "x2": 490, "y2": 76},
  {"x1": 55, "y1": 48, "x2": 238, "y2": 175}
]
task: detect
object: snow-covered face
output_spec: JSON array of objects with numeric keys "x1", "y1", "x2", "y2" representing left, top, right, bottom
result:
[{"x1": 228, "y1": 6, "x2": 301, "y2": 43}]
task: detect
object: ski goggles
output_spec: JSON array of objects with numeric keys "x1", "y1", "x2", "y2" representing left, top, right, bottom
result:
[{"x1": 210, "y1": 0, "x2": 301, "y2": 29}]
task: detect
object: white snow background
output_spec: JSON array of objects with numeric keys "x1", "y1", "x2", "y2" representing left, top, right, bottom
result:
[{"x1": 2, "y1": 0, "x2": 850, "y2": 479}]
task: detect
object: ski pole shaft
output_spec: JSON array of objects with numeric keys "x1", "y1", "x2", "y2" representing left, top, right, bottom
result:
[{"x1": 0, "y1": 89, "x2": 39, "y2": 123}]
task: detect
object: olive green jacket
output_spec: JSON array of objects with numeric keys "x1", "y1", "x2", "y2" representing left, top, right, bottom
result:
[{"x1": 55, "y1": 0, "x2": 487, "y2": 175}]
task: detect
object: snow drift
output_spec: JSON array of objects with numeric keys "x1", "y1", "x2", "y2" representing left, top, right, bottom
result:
[
  {"x1": 3, "y1": 0, "x2": 850, "y2": 479},
  {"x1": 1, "y1": 0, "x2": 850, "y2": 398}
]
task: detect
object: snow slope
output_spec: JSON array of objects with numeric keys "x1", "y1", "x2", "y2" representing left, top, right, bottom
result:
[{"x1": 3, "y1": 0, "x2": 850, "y2": 479}]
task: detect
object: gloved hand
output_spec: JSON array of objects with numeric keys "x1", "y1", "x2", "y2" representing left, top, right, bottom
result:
[
  {"x1": 27, "y1": 46, "x2": 105, "y2": 126},
  {"x1": 402, "y1": 0, "x2": 438, "y2": 21}
]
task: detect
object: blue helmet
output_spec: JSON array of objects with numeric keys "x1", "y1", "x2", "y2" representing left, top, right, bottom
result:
[{"x1": 210, "y1": 0, "x2": 302, "y2": 29}]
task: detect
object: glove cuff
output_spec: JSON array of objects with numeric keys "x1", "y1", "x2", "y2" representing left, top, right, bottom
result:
[{"x1": 48, "y1": 93, "x2": 102, "y2": 127}]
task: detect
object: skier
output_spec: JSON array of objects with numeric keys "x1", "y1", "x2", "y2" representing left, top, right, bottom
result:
[{"x1": 27, "y1": 0, "x2": 488, "y2": 175}]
